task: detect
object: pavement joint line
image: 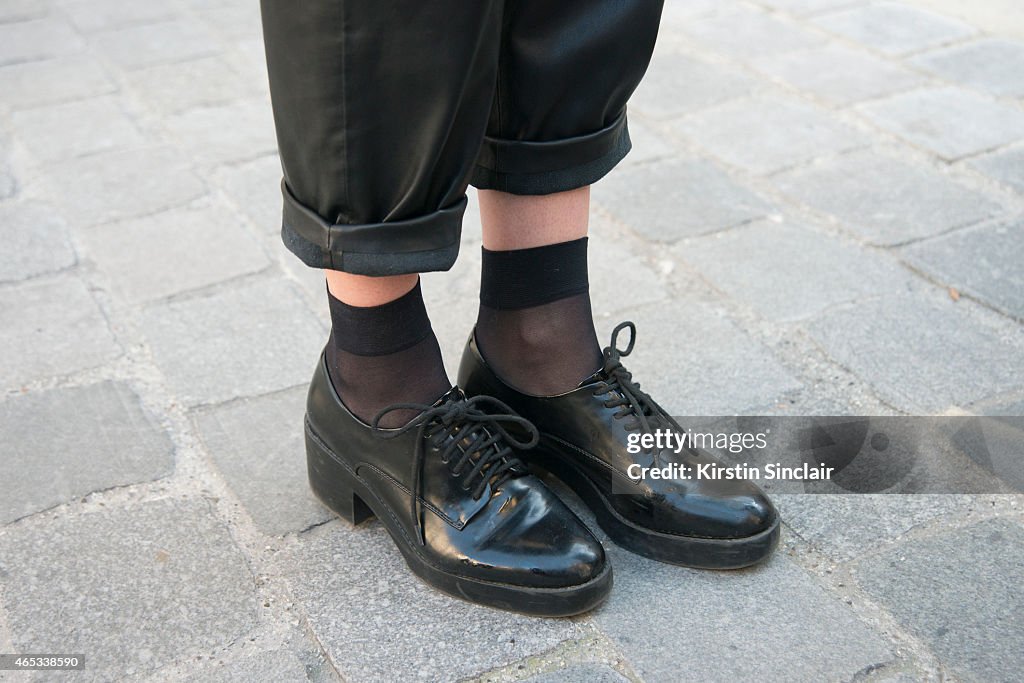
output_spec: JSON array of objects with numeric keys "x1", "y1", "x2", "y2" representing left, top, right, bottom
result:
[
  {"x1": 131, "y1": 261, "x2": 281, "y2": 307},
  {"x1": 765, "y1": 324, "x2": 910, "y2": 414},
  {"x1": 833, "y1": 504, "x2": 1024, "y2": 679},
  {"x1": 658, "y1": 5, "x2": 941, "y2": 104},
  {"x1": 0, "y1": 256, "x2": 81, "y2": 290},
  {"x1": 656, "y1": 13, "x2": 1024, "y2": 159},
  {"x1": 462, "y1": 628, "x2": 642, "y2": 683},
  {"x1": 617, "y1": 246, "x2": 903, "y2": 415},
  {"x1": 609, "y1": 261, "x2": 904, "y2": 416},
  {"x1": 779, "y1": 528, "x2": 947, "y2": 678},
  {"x1": 896, "y1": 249, "x2": 1024, "y2": 325},
  {"x1": 71, "y1": 185, "x2": 216, "y2": 231},
  {"x1": 186, "y1": 381, "x2": 310, "y2": 416},
  {"x1": 872, "y1": 205, "x2": 1024, "y2": 249},
  {"x1": 789, "y1": 299, "x2": 971, "y2": 414},
  {"x1": 854, "y1": 94, "x2": 1024, "y2": 159},
  {"x1": 801, "y1": 4, "x2": 985, "y2": 60},
  {"x1": 634, "y1": 107, "x2": 1023, "y2": 247}
]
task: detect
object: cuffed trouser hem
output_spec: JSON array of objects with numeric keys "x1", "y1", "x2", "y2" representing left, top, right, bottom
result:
[
  {"x1": 470, "y1": 110, "x2": 632, "y2": 196},
  {"x1": 279, "y1": 181, "x2": 465, "y2": 276}
]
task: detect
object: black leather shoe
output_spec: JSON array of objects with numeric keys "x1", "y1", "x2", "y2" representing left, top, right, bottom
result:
[
  {"x1": 458, "y1": 322, "x2": 780, "y2": 569},
  {"x1": 304, "y1": 352, "x2": 611, "y2": 616}
]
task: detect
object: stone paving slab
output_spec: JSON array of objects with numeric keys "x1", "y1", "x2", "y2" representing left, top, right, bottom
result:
[
  {"x1": 681, "y1": 4, "x2": 827, "y2": 59},
  {"x1": 587, "y1": 220, "x2": 672, "y2": 319},
  {"x1": 812, "y1": 2, "x2": 976, "y2": 56},
  {"x1": 223, "y1": 36, "x2": 271, "y2": 93},
  {"x1": 0, "y1": 0, "x2": 44, "y2": 23},
  {"x1": 619, "y1": 118, "x2": 674, "y2": 168},
  {"x1": 910, "y1": 38, "x2": 1024, "y2": 97},
  {"x1": 124, "y1": 55, "x2": 261, "y2": 116},
  {"x1": 195, "y1": 3, "x2": 265, "y2": 43},
  {"x1": 0, "y1": 381, "x2": 174, "y2": 524},
  {"x1": 773, "y1": 494, "x2": 973, "y2": 561},
  {"x1": 674, "y1": 220, "x2": 915, "y2": 322},
  {"x1": 592, "y1": 547, "x2": 894, "y2": 683},
  {"x1": 0, "y1": 497, "x2": 259, "y2": 682},
  {"x1": 193, "y1": 386, "x2": 332, "y2": 537},
  {"x1": 0, "y1": 201, "x2": 76, "y2": 282},
  {"x1": 0, "y1": 273, "x2": 120, "y2": 391},
  {"x1": 804, "y1": 288, "x2": 1024, "y2": 412},
  {"x1": 968, "y1": 144, "x2": 1024, "y2": 194},
  {"x1": 282, "y1": 522, "x2": 579, "y2": 683},
  {"x1": 756, "y1": 44, "x2": 927, "y2": 106},
  {"x1": 10, "y1": 95, "x2": 147, "y2": 164},
  {"x1": 858, "y1": 86, "x2": 1024, "y2": 161},
  {"x1": 76, "y1": 198, "x2": 270, "y2": 305},
  {"x1": 618, "y1": 298, "x2": 804, "y2": 415},
  {"x1": 40, "y1": 145, "x2": 208, "y2": 228},
  {"x1": 594, "y1": 158, "x2": 776, "y2": 242},
  {"x1": 212, "y1": 154, "x2": 285, "y2": 234},
  {"x1": 902, "y1": 217, "x2": 1024, "y2": 320},
  {"x1": 140, "y1": 277, "x2": 325, "y2": 407},
  {"x1": 0, "y1": 56, "x2": 116, "y2": 111},
  {"x1": 137, "y1": 618, "x2": 338, "y2": 683},
  {"x1": 854, "y1": 518, "x2": 1024, "y2": 682},
  {"x1": 771, "y1": 148, "x2": 1004, "y2": 244},
  {"x1": 162, "y1": 99, "x2": 278, "y2": 167},
  {"x1": 58, "y1": 0, "x2": 177, "y2": 34},
  {"x1": 0, "y1": 16, "x2": 85, "y2": 66},
  {"x1": 91, "y1": 19, "x2": 219, "y2": 71},
  {"x1": 629, "y1": 48, "x2": 758, "y2": 120},
  {"x1": 674, "y1": 95, "x2": 869, "y2": 174}
]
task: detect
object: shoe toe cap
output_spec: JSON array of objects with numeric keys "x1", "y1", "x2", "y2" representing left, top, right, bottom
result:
[
  {"x1": 480, "y1": 479, "x2": 607, "y2": 588},
  {"x1": 650, "y1": 482, "x2": 778, "y2": 540}
]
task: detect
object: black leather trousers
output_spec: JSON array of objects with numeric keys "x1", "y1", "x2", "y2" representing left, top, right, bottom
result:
[{"x1": 260, "y1": 1, "x2": 664, "y2": 276}]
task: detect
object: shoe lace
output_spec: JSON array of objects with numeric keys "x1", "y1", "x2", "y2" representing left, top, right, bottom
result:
[
  {"x1": 371, "y1": 394, "x2": 539, "y2": 546},
  {"x1": 594, "y1": 321, "x2": 665, "y2": 436}
]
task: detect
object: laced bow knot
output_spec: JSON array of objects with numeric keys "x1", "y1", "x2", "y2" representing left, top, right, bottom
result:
[
  {"x1": 594, "y1": 321, "x2": 663, "y2": 439},
  {"x1": 371, "y1": 394, "x2": 538, "y2": 546}
]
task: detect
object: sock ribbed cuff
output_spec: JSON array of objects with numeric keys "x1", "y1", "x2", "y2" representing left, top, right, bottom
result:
[
  {"x1": 480, "y1": 237, "x2": 589, "y2": 310},
  {"x1": 327, "y1": 279, "x2": 433, "y2": 356}
]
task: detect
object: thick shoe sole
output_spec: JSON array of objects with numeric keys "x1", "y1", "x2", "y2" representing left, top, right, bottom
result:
[
  {"x1": 533, "y1": 437, "x2": 780, "y2": 570},
  {"x1": 304, "y1": 419, "x2": 612, "y2": 617}
]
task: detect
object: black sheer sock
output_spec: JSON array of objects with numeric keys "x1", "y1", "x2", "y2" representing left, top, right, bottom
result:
[
  {"x1": 476, "y1": 237, "x2": 603, "y2": 396},
  {"x1": 326, "y1": 280, "x2": 451, "y2": 428}
]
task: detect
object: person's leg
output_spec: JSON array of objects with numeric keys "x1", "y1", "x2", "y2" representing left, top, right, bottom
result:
[
  {"x1": 260, "y1": 1, "x2": 610, "y2": 613},
  {"x1": 468, "y1": 1, "x2": 665, "y2": 395},
  {"x1": 475, "y1": 187, "x2": 602, "y2": 395},
  {"x1": 325, "y1": 273, "x2": 449, "y2": 428},
  {"x1": 460, "y1": 0, "x2": 779, "y2": 570},
  {"x1": 261, "y1": 0, "x2": 500, "y2": 423}
]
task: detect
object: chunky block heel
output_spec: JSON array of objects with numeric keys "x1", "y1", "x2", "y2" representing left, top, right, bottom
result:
[{"x1": 306, "y1": 425, "x2": 374, "y2": 525}]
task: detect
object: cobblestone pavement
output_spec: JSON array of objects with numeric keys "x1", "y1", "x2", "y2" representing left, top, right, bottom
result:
[{"x1": 1, "y1": 1, "x2": 1023, "y2": 681}]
